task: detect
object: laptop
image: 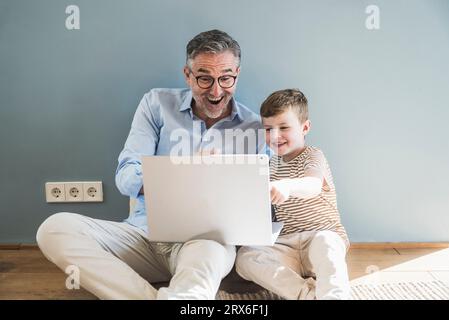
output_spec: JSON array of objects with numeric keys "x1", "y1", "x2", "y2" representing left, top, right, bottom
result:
[{"x1": 141, "y1": 154, "x2": 283, "y2": 246}]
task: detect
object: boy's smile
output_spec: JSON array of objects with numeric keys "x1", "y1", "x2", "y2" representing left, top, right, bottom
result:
[{"x1": 263, "y1": 108, "x2": 311, "y2": 162}]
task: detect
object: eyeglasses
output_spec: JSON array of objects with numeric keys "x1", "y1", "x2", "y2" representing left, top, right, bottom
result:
[{"x1": 190, "y1": 71, "x2": 237, "y2": 89}]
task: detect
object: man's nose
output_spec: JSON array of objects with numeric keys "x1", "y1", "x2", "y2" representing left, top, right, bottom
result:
[{"x1": 210, "y1": 80, "x2": 223, "y2": 97}]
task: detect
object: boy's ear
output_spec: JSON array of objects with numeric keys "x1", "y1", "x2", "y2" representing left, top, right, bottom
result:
[{"x1": 302, "y1": 120, "x2": 311, "y2": 135}]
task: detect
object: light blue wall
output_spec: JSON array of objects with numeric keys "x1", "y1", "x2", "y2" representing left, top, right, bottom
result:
[{"x1": 1, "y1": 0, "x2": 448, "y2": 243}]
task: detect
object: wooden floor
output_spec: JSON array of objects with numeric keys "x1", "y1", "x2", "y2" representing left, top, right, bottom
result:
[{"x1": 1, "y1": 245, "x2": 449, "y2": 299}]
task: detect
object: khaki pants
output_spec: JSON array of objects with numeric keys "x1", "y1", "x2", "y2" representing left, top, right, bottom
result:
[
  {"x1": 36, "y1": 212, "x2": 235, "y2": 300},
  {"x1": 236, "y1": 230, "x2": 350, "y2": 300}
]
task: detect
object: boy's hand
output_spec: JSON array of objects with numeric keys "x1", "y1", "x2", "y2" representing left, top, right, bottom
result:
[{"x1": 270, "y1": 180, "x2": 291, "y2": 205}]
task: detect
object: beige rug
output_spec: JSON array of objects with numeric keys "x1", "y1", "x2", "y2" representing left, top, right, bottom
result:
[
  {"x1": 217, "y1": 289, "x2": 282, "y2": 300},
  {"x1": 350, "y1": 281, "x2": 449, "y2": 300},
  {"x1": 217, "y1": 281, "x2": 449, "y2": 300}
]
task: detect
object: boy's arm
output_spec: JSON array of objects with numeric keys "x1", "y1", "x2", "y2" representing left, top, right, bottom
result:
[
  {"x1": 273, "y1": 176, "x2": 322, "y2": 198},
  {"x1": 270, "y1": 149, "x2": 326, "y2": 204},
  {"x1": 270, "y1": 176, "x2": 322, "y2": 204}
]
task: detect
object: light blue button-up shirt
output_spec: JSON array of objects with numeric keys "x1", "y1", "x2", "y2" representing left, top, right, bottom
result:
[{"x1": 115, "y1": 88, "x2": 266, "y2": 232}]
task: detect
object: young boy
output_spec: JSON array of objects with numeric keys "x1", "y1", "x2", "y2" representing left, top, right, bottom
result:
[{"x1": 235, "y1": 89, "x2": 350, "y2": 300}]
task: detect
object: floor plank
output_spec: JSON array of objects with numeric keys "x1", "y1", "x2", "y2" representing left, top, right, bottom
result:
[
  {"x1": 0, "y1": 273, "x2": 96, "y2": 300},
  {"x1": 395, "y1": 248, "x2": 447, "y2": 255},
  {"x1": 348, "y1": 248, "x2": 400, "y2": 257},
  {"x1": 0, "y1": 250, "x2": 61, "y2": 273},
  {"x1": 1, "y1": 246, "x2": 449, "y2": 299},
  {"x1": 347, "y1": 247, "x2": 449, "y2": 273}
]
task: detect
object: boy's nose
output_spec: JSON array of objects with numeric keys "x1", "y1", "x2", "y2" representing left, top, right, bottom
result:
[
  {"x1": 270, "y1": 129, "x2": 281, "y2": 142},
  {"x1": 270, "y1": 128, "x2": 280, "y2": 138}
]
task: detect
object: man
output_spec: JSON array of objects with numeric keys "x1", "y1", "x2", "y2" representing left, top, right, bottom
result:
[{"x1": 36, "y1": 30, "x2": 264, "y2": 299}]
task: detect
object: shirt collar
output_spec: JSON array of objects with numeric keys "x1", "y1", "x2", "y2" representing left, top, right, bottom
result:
[
  {"x1": 179, "y1": 89, "x2": 243, "y2": 123},
  {"x1": 229, "y1": 97, "x2": 243, "y2": 122},
  {"x1": 179, "y1": 90, "x2": 193, "y2": 112}
]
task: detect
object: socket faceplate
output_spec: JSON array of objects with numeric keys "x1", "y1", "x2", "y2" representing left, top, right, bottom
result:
[{"x1": 45, "y1": 181, "x2": 103, "y2": 203}]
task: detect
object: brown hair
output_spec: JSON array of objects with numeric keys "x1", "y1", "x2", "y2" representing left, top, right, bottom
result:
[{"x1": 260, "y1": 89, "x2": 308, "y2": 123}]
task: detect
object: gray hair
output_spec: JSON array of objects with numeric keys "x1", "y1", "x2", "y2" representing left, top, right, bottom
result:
[{"x1": 186, "y1": 29, "x2": 241, "y2": 68}]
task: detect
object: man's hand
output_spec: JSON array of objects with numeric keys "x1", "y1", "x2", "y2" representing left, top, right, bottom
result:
[{"x1": 270, "y1": 180, "x2": 291, "y2": 205}]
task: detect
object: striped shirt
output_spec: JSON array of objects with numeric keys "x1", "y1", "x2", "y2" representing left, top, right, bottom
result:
[{"x1": 270, "y1": 146, "x2": 349, "y2": 248}]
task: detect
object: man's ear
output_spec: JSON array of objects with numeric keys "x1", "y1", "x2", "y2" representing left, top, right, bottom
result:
[
  {"x1": 233, "y1": 66, "x2": 241, "y2": 86},
  {"x1": 303, "y1": 120, "x2": 311, "y2": 135},
  {"x1": 183, "y1": 66, "x2": 191, "y2": 85}
]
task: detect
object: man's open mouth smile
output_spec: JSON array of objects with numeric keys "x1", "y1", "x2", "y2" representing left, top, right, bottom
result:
[{"x1": 207, "y1": 97, "x2": 224, "y2": 105}]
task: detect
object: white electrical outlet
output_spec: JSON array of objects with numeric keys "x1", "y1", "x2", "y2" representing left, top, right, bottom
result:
[
  {"x1": 45, "y1": 182, "x2": 66, "y2": 202},
  {"x1": 82, "y1": 181, "x2": 103, "y2": 202},
  {"x1": 64, "y1": 182, "x2": 84, "y2": 202},
  {"x1": 45, "y1": 181, "x2": 103, "y2": 203}
]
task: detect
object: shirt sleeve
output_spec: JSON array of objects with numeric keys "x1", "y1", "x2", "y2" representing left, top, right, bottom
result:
[
  {"x1": 303, "y1": 148, "x2": 333, "y2": 192},
  {"x1": 303, "y1": 148, "x2": 326, "y2": 179},
  {"x1": 115, "y1": 91, "x2": 162, "y2": 198}
]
